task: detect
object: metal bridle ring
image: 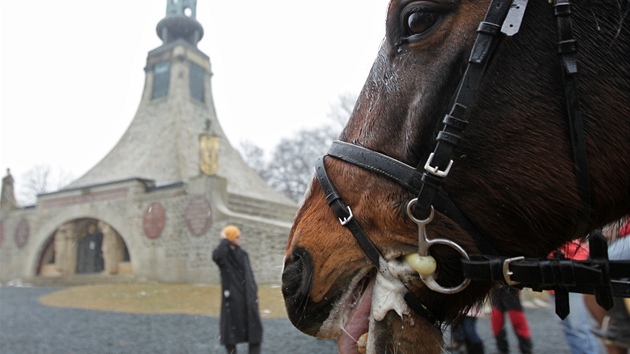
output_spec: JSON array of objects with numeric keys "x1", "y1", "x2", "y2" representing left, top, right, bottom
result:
[{"x1": 406, "y1": 198, "x2": 471, "y2": 294}]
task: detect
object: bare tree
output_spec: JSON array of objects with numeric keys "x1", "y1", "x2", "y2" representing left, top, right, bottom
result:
[
  {"x1": 240, "y1": 92, "x2": 357, "y2": 202},
  {"x1": 18, "y1": 164, "x2": 74, "y2": 205},
  {"x1": 266, "y1": 125, "x2": 338, "y2": 202},
  {"x1": 239, "y1": 140, "x2": 271, "y2": 181}
]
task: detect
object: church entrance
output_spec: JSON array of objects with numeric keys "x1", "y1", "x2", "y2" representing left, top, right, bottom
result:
[
  {"x1": 37, "y1": 218, "x2": 131, "y2": 277},
  {"x1": 76, "y1": 223, "x2": 104, "y2": 273}
]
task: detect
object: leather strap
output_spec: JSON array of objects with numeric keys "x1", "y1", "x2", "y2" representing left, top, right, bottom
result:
[
  {"x1": 316, "y1": 157, "x2": 381, "y2": 266},
  {"x1": 553, "y1": 0, "x2": 591, "y2": 237},
  {"x1": 462, "y1": 257, "x2": 630, "y2": 292},
  {"x1": 413, "y1": 0, "x2": 514, "y2": 219},
  {"x1": 315, "y1": 157, "x2": 441, "y2": 327},
  {"x1": 327, "y1": 141, "x2": 423, "y2": 193},
  {"x1": 461, "y1": 231, "x2": 626, "y2": 317},
  {"x1": 328, "y1": 141, "x2": 499, "y2": 256}
]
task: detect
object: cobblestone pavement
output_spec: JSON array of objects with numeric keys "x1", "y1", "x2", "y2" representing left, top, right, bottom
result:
[{"x1": 0, "y1": 286, "x2": 606, "y2": 353}]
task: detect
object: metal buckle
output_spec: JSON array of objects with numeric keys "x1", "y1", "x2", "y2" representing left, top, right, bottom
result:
[
  {"x1": 503, "y1": 256, "x2": 525, "y2": 285},
  {"x1": 424, "y1": 153, "x2": 453, "y2": 178},
  {"x1": 338, "y1": 206, "x2": 353, "y2": 226}
]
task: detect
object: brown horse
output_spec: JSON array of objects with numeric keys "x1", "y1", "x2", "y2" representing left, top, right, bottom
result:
[{"x1": 282, "y1": 0, "x2": 629, "y2": 353}]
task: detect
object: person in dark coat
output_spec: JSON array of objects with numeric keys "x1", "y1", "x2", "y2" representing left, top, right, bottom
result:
[{"x1": 212, "y1": 225, "x2": 263, "y2": 354}]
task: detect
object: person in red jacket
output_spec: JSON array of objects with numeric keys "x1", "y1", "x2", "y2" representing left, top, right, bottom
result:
[{"x1": 620, "y1": 219, "x2": 630, "y2": 238}]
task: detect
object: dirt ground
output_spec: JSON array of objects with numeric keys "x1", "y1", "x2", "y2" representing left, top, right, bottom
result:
[{"x1": 38, "y1": 283, "x2": 288, "y2": 319}]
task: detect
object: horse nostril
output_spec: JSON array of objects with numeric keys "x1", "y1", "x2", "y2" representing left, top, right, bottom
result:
[
  {"x1": 282, "y1": 247, "x2": 313, "y2": 301},
  {"x1": 281, "y1": 247, "x2": 341, "y2": 335}
]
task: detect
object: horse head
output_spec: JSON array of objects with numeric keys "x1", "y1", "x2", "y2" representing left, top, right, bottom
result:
[{"x1": 283, "y1": 1, "x2": 629, "y2": 353}]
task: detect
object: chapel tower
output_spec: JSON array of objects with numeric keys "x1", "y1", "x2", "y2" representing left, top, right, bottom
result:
[{"x1": 68, "y1": 0, "x2": 287, "y2": 204}]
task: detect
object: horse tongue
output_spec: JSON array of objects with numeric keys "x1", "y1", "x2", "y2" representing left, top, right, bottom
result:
[
  {"x1": 337, "y1": 278, "x2": 375, "y2": 354},
  {"x1": 357, "y1": 333, "x2": 368, "y2": 353}
]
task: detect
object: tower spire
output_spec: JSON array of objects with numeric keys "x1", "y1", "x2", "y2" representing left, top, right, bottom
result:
[
  {"x1": 67, "y1": 0, "x2": 292, "y2": 206},
  {"x1": 156, "y1": 0, "x2": 204, "y2": 47}
]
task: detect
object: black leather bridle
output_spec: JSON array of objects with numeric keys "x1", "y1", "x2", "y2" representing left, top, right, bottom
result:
[{"x1": 315, "y1": 0, "x2": 630, "y2": 327}]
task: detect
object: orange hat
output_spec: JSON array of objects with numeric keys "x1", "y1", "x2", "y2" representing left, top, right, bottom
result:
[{"x1": 222, "y1": 225, "x2": 241, "y2": 242}]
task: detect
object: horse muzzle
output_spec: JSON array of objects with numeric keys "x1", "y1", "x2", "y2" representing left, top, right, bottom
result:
[
  {"x1": 282, "y1": 246, "x2": 444, "y2": 354},
  {"x1": 281, "y1": 247, "x2": 340, "y2": 336}
]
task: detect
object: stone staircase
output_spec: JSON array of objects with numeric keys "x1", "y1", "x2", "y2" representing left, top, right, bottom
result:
[
  {"x1": 14, "y1": 274, "x2": 139, "y2": 287},
  {"x1": 227, "y1": 194, "x2": 297, "y2": 222}
]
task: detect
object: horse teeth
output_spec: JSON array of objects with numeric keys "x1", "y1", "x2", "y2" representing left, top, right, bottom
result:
[
  {"x1": 357, "y1": 332, "x2": 368, "y2": 354},
  {"x1": 404, "y1": 253, "x2": 437, "y2": 275}
]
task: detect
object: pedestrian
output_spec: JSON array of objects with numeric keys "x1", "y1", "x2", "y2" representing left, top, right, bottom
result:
[
  {"x1": 490, "y1": 285, "x2": 534, "y2": 354},
  {"x1": 446, "y1": 322, "x2": 466, "y2": 353},
  {"x1": 551, "y1": 240, "x2": 599, "y2": 354},
  {"x1": 212, "y1": 225, "x2": 263, "y2": 354},
  {"x1": 449, "y1": 305, "x2": 486, "y2": 354},
  {"x1": 586, "y1": 220, "x2": 630, "y2": 354}
]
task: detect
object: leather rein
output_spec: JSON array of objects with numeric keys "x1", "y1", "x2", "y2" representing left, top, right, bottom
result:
[{"x1": 315, "y1": 0, "x2": 630, "y2": 327}]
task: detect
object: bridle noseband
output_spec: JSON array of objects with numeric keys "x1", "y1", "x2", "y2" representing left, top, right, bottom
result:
[{"x1": 316, "y1": 0, "x2": 628, "y2": 327}]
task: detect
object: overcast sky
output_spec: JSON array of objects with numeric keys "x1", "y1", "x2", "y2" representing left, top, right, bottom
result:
[{"x1": 0, "y1": 0, "x2": 389, "y2": 197}]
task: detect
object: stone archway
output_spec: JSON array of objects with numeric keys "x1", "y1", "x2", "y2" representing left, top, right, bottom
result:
[{"x1": 37, "y1": 218, "x2": 131, "y2": 277}]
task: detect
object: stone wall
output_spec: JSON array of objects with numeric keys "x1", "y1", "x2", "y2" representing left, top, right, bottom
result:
[{"x1": 0, "y1": 175, "x2": 296, "y2": 285}]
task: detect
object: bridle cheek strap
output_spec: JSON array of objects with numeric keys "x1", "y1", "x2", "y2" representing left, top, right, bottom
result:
[
  {"x1": 413, "y1": 0, "x2": 515, "y2": 219},
  {"x1": 554, "y1": 0, "x2": 591, "y2": 236},
  {"x1": 327, "y1": 141, "x2": 499, "y2": 256},
  {"x1": 315, "y1": 158, "x2": 440, "y2": 327},
  {"x1": 316, "y1": 157, "x2": 380, "y2": 266}
]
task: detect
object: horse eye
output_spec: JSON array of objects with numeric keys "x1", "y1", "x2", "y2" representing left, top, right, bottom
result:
[{"x1": 406, "y1": 10, "x2": 439, "y2": 36}]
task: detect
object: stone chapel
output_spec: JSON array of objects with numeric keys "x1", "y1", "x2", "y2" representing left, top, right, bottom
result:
[{"x1": 0, "y1": 0, "x2": 296, "y2": 284}]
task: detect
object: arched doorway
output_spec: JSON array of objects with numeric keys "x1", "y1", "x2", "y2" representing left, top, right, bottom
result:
[{"x1": 37, "y1": 218, "x2": 131, "y2": 276}]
